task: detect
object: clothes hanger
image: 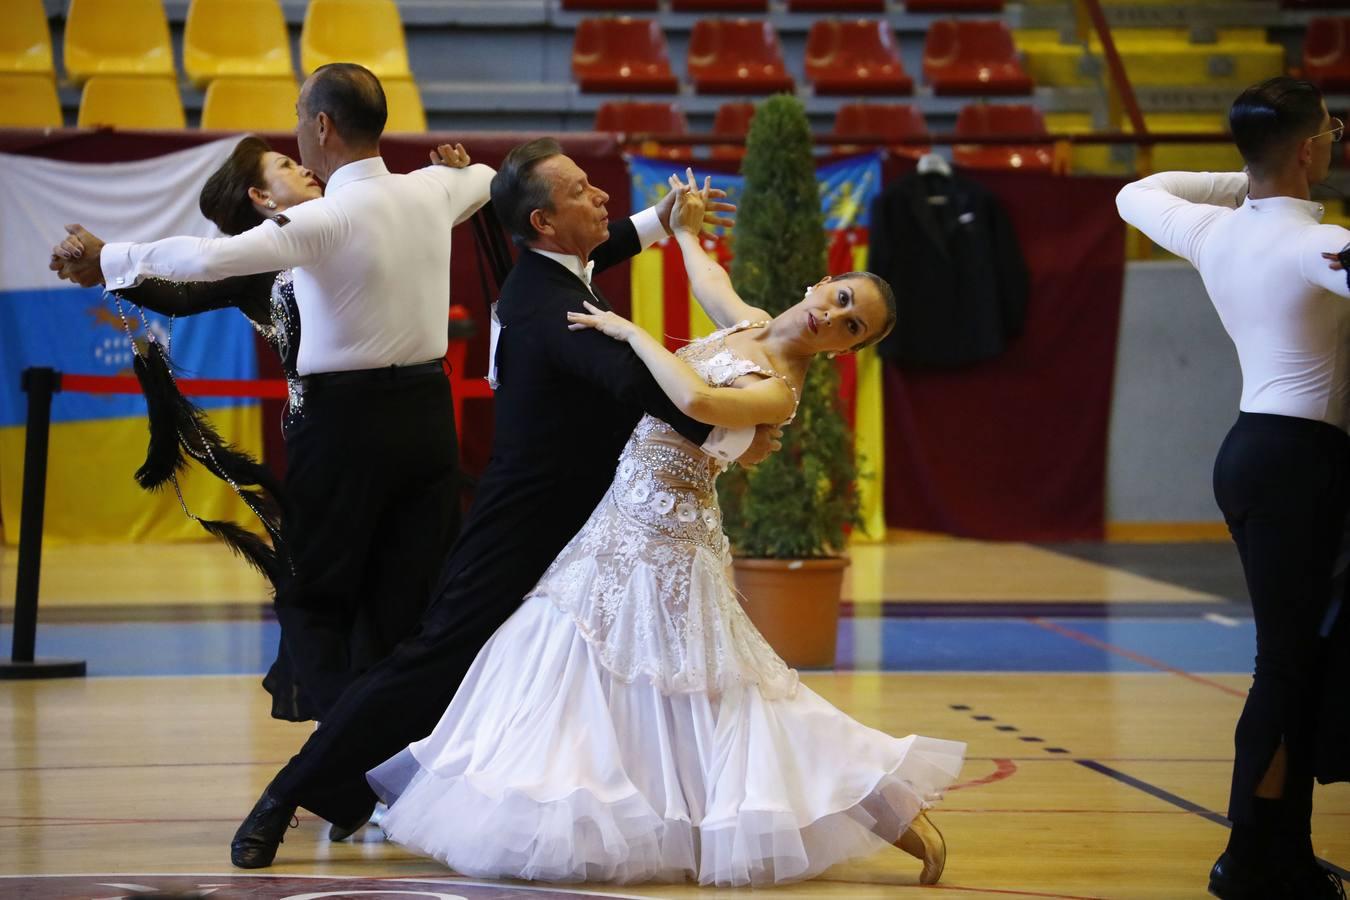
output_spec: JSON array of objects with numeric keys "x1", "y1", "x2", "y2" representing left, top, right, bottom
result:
[{"x1": 917, "y1": 152, "x2": 952, "y2": 178}]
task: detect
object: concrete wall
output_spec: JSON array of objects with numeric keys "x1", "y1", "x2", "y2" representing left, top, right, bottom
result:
[{"x1": 1107, "y1": 261, "x2": 1241, "y2": 523}]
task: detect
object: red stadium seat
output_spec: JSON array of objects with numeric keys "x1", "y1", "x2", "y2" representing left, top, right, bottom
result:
[
  {"x1": 952, "y1": 103, "x2": 1052, "y2": 171},
  {"x1": 788, "y1": 0, "x2": 884, "y2": 10},
  {"x1": 561, "y1": 0, "x2": 658, "y2": 10},
  {"x1": 688, "y1": 19, "x2": 795, "y2": 94},
  {"x1": 572, "y1": 18, "x2": 679, "y2": 93},
  {"x1": 833, "y1": 102, "x2": 930, "y2": 159},
  {"x1": 1304, "y1": 18, "x2": 1350, "y2": 93},
  {"x1": 923, "y1": 20, "x2": 1033, "y2": 96},
  {"x1": 906, "y1": 0, "x2": 1004, "y2": 11},
  {"x1": 594, "y1": 100, "x2": 689, "y2": 159},
  {"x1": 594, "y1": 100, "x2": 688, "y2": 134},
  {"x1": 805, "y1": 19, "x2": 913, "y2": 96},
  {"x1": 711, "y1": 100, "x2": 755, "y2": 160},
  {"x1": 671, "y1": 0, "x2": 768, "y2": 11}
]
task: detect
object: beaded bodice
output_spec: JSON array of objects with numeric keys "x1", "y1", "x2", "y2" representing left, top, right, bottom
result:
[
  {"x1": 247, "y1": 271, "x2": 303, "y2": 430},
  {"x1": 611, "y1": 321, "x2": 798, "y2": 554}
]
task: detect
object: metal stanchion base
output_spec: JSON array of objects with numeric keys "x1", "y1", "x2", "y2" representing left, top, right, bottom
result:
[{"x1": 0, "y1": 659, "x2": 87, "y2": 680}]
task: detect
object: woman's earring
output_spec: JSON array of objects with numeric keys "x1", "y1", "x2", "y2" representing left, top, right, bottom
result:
[{"x1": 265, "y1": 199, "x2": 277, "y2": 209}]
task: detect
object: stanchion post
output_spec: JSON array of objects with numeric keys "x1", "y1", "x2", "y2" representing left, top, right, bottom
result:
[{"x1": 2, "y1": 366, "x2": 86, "y2": 679}]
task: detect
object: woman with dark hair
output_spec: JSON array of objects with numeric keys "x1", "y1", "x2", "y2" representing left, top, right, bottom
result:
[
  {"x1": 54, "y1": 135, "x2": 476, "y2": 724},
  {"x1": 366, "y1": 172, "x2": 963, "y2": 888}
]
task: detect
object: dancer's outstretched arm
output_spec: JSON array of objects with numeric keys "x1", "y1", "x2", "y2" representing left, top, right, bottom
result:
[
  {"x1": 1115, "y1": 170, "x2": 1248, "y2": 266},
  {"x1": 666, "y1": 170, "x2": 768, "y2": 329},
  {"x1": 568, "y1": 299, "x2": 794, "y2": 429}
]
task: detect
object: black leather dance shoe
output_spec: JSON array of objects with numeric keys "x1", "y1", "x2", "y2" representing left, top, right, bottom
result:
[{"x1": 230, "y1": 788, "x2": 297, "y2": 869}]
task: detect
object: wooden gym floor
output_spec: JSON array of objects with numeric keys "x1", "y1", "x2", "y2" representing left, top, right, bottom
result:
[{"x1": 2, "y1": 537, "x2": 1347, "y2": 900}]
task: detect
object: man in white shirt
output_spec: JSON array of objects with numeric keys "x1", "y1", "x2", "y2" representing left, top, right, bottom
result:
[
  {"x1": 227, "y1": 137, "x2": 777, "y2": 869},
  {"x1": 56, "y1": 65, "x2": 496, "y2": 724},
  {"x1": 1118, "y1": 76, "x2": 1348, "y2": 900}
]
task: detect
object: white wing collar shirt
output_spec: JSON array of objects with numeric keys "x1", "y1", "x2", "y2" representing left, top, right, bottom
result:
[
  {"x1": 1118, "y1": 171, "x2": 1350, "y2": 429},
  {"x1": 100, "y1": 157, "x2": 496, "y2": 376},
  {"x1": 487, "y1": 207, "x2": 754, "y2": 462}
]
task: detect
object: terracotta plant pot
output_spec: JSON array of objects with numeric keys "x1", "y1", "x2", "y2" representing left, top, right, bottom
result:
[{"x1": 731, "y1": 556, "x2": 849, "y2": 669}]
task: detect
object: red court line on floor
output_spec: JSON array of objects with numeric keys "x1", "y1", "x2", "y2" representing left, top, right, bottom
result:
[
  {"x1": 927, "y1": 885, "x2": 1105, "y2": 899},
  {"x1": 950, "y1": 758, "x2": 1017, "y2": 792},
  {"x1": 1026, "y1": 618, "x2": 1247, "y2": 698}
]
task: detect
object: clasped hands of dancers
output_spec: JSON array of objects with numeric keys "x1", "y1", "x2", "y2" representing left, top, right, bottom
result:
[{"x1": 50, "y1": 63, "x2": 961, "y2": 887}]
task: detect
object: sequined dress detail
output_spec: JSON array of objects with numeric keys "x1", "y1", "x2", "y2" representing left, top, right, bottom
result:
[{"x1": 369, "y1": 322, "x2": 966, "y2": 886}]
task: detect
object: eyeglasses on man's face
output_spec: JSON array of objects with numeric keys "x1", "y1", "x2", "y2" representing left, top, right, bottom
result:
[{"x1": 1311, "y1": 117, "x2": 1344, "y2": 144}]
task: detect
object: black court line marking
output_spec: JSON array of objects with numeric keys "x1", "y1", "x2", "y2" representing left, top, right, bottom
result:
[{"x1": 1077, "y1": 760, "x2": 1350, "y2": 881}]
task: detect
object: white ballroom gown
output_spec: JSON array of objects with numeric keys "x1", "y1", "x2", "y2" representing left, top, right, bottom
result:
[{"x1": 368, "y1": 321, "x2": 966, "y2": 886}]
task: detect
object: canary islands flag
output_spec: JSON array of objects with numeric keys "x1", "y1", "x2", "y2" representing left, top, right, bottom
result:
[{"x1": 0, "y1": 139, "x2": 265, "y2": 544}]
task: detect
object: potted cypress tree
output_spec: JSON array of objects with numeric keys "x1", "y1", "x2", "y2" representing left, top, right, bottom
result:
[{"x1": 719, "y1": 95, "x2": 864, "y2": 668}]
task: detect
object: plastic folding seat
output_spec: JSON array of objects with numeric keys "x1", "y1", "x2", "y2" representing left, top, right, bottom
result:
[
  {"x1": 382, "y1": 78, "x2": 426, "y2": 133},
  {"x1": 0, "y1": 74, "x2": 62, "y2": 127},
  {"x1": 200, "y1": 77, "x2": 298, "y2": 131},
  {"x1": 561, "y1": 0, "x2": 658, "y2": 9},
  {"x1": 711, "y1": 100, "x2": 754, "y2": 160},
  {"x1": 806, "y1": 20, "x2": 913, "y2": 96},
  {"x1": 184, "y1": 0, "x2": 293, "y2": 90},
  {"x1": 923, "y1": 20, "x2": 1033, "y2": 96},
  {"x1": 594, "y1": 101, "x2": 688, "y2": 134},
  {"x1": 595, "y1": 101, "x2": 688, "y2": 160},
  {"x1": 833, "y1": 102, "x2": 930, "y2": 158},
  {"x1": 77, "y1": 76, "x2": 185, "y2": 129},
  {"x1": 687, "y1": 19, "x2": 795, "y2": 95},
  {"x1": 1305, "y1": 19, "x2": 1350, "y2": 92},
  {"x1": 952, "y1": 103, "x2": 1052, "y2": 171},
  {"x1": 572, "y1": 18, "x2": 679, "y2": 93},
  {"x1": 1, "y1": 0, "x2": 54, "y2": 75},
  {"x1": 906, "y1": 0, "x2": 1004, "y2": 11},
  {"x1": 788, "y1": 0, "x2": 885, "y2": 10},
  {"x1": 300, "y1": 0, "x2": 411, "y2": 79},
  {"x1": 1019, "y1": 27, "x2": 1280, "y2": 89},
  {"x1": 671, "y1": 0, "x2": 769, "y2": 11},
  {"x1": 63, "y1": 0, "x2": 175, "y2": 85}
]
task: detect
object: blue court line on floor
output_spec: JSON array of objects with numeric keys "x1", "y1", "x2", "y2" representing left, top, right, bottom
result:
[
  {"x1": 1, "y1": 616, "x2": 1259, "y2": 677},
  {"x1": 1076, "y1": 760, "x2": 1350, "y2": 880}
]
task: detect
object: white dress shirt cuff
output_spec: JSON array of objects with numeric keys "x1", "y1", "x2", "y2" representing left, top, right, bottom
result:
[
  {"x1": 632, "y1": 206, "x2": 668, "y2": 250},
  {"x1": 100, "y1": 241, "x2": 142, "y2": 289},
  {"x1": 486, "y1": 302, "x2": 502, "y2": 390},
  {"x1": 701, "y1": 425, "x2": 754, "y2": 462}
]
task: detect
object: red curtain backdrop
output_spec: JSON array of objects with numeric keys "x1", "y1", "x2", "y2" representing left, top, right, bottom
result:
[{"x1": 877, "y1": 158, "x2": 1128, "y2": 541}]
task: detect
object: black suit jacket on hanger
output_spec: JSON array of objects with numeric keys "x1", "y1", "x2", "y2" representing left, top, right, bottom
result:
[{"x1": 868, "y1": 171, "x2": 1029, "y2": 369}]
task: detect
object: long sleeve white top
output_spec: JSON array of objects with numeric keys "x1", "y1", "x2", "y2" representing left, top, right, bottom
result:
[
  {"x1": 100, "y1": 157, "x2": 495, "y2": 376},
  {"x1": 1117, "y1": 171, "x2": 1350, "y2": 429}
]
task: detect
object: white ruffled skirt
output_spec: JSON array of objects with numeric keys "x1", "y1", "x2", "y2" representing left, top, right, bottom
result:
[{"x1": 369, "y1": 590, "x2": 965, "y2": 885}]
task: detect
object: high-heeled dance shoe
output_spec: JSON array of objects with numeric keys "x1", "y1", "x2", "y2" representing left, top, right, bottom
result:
[{"x1": 896, "y1": 811, "x2": 947, "y2": 885}]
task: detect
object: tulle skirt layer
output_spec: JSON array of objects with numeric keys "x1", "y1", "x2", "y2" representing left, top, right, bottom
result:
[{"x1": 370, "y1": 596, "x2": 965, "y2": 886}]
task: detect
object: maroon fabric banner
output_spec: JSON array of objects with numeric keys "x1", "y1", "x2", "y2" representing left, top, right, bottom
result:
[{"x1": 878, "y1": 158, "x2": 1128, "y2": 541}]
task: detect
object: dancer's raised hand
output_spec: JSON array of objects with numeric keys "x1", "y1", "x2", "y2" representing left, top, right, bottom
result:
[
  {"x1": 655, "y1": 168, "x2": 735, "y2": 235},
  {"x1": 50, "y1": 224, "x2": 106, "y2": 287},
  {"x1": 430, "y1": 142, "x2": 471, "y2": 168},
  {"x1": 667, "y1": 170, "x2": 709, "y2": 236},
  {"x1": 1323, "y1": 247, "x2": 1349, "y2": 272},
  {"x1": 567, "y1": 299, "x2": 638, "y2": 342}
]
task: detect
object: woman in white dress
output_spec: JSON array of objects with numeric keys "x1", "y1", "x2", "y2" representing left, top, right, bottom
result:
[{"x1": 368, "y1": 171, "x2": 966, "y2": 887}]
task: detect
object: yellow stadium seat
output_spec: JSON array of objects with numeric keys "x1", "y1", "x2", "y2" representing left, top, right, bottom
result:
[
  {"x1": 0, "y1": 73, "x2": 62, "y2": 127},
  {"x1": 0, "y1": 0, "x2": 54, "y2": 75},
  {"x1": 78, "y1": 76, "x2": 185, "y2": 129},
  {"x1": 300, "y1": 0, "x2": 412, "y2": 79},
  {"x1": 382, "y1": 77, "x2": 426, "y2": 133},
  {"x1": 184, "y1": 0, "x2": 293, "y2": 90},
  {"x1": 1018, "y1": 27, "x2": 1282, "y2": 89},
  {"x1": 1045, "y1": 111, "x2": 1243, "y2": 176},
  {"x1": 63, "y1": 0, "x2": 175, "y2": 85},
  {"x1": 200, "y1": 77, "x2": 298, "y2": 131}
]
